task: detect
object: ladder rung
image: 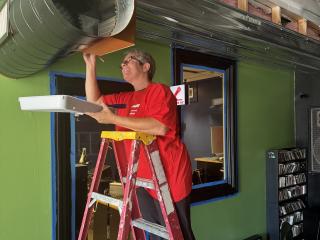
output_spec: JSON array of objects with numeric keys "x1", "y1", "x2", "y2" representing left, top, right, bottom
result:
[
  {"x1": 91, "y1": 192, "x2": 123, "y2": 212},
  {"x1": 132, "y1": 218, "x2": 169, "y2": 239},
  {"x1": 122, "y1": 177, "x2": 154, "y2": 189}
]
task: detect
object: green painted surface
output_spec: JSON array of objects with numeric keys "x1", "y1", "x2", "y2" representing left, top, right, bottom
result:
[
  {"x1": 49, "y1": 39, "x2": 171, "y2": 85},
  {"x1": 0, "y1": 38, "x2": 294, "y2": 240},
  {"x1": 191, "y1": 61, "x2": 294, "y2": 239},
  {"x1": 0, "y1": 39, "x2": 171, "y2": 240},
  {"x1": 0, "y1": 73, "x2": 51, "y2": 240}
]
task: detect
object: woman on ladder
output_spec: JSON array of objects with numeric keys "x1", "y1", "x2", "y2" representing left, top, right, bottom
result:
[{"x1": 83, "y1": 49, "x2": 196, "y2": 240}]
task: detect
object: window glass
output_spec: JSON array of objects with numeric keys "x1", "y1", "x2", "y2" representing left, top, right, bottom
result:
[
  {"x1": 173, "y1": 48, "x2": 237, "y2": 203},
  {"x1": 181, "y1": 65, "x2": 226, "y2": 187}
]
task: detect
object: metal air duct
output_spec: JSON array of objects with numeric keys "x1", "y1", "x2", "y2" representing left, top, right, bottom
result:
[{"x1": 0, "y1": 0, "x2": 134, "y2": 78}]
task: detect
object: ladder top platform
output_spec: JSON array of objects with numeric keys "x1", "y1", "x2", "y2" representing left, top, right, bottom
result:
[{"x1": 101, "y1": 131, "x2": 156, "y2": 145}]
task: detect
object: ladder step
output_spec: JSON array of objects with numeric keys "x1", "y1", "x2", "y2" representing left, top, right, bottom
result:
[
  {"x1": 122, "y1": 177, "x2": 154, "y2": 189},
  {"x1": 132, "y1": 218, "x2": 169, "y2": 239},
  {"x1": 91, "y1": 192, "x2": 123, "y2": 212}
]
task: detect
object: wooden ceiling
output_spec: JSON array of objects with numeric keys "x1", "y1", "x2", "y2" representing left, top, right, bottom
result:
[{"x1": 219, "y1": 0, "x2": 320, "y2": 41}]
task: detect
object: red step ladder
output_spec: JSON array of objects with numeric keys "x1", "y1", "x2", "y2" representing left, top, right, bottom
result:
[{"x1": 78, "y1": 131, "x2": 184, "y2": 240}]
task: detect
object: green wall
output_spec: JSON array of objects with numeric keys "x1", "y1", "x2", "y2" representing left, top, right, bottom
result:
[
  {"x1": 191, "y1": 61, "x2": 294, "y2": 239},
  {"x1": 0, "y1": 39, "x2": 170, "y2": 240},
  {"x1": 0, "y1": 71, "x2": 51, "y2": 240},
  {"x1": 0, "y1": 38, "x2": 294, "y2": 240}
]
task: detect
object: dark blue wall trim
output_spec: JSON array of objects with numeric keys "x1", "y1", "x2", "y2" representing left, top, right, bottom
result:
[
  {"x1": 191, "y1": 193, "x2": 239, "y2": 207},
  {"x1": 70, "y1": 114, "x2": 76, "y2": 240},
  {"x1": 49, "y1": 73, "x2": 57, "y2": 240}
]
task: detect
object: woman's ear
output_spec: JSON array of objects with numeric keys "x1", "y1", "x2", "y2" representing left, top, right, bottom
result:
[{"x1": 142, "y1": 62, "x2": 150, "y2": 73}]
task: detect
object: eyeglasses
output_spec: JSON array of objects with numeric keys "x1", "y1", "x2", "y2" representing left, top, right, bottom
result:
[{"x1": 120, "y1": 56, "x2": 143, "y2": 70}]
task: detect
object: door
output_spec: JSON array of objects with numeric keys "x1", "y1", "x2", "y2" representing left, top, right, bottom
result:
[{"x1": 51, "y1": 73, "x2": 132, "y2": 240}]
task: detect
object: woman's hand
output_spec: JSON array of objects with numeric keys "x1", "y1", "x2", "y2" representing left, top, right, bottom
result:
[
  {"x1": 85, "y1": 104, "x2": 115, "y2": 124},
  {"x1": 83, "y1": 52, "x2": 96, "y2": 68}
]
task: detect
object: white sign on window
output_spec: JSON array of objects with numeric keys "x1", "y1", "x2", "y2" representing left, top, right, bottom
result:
[
  {"x1": 0, "y1": 1, "x2": 9, "y2": 45},
  {"x1": 170, "y1": 84, "x2": 186, "y2": 105}
]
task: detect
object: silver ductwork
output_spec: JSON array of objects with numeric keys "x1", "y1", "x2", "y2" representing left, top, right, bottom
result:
[
  {"x1": 0, "y1": 0, "x2": 134, "y2": 78},
  {"x1": 1, "y1": 0, "x2": 320, "y2": 78}
]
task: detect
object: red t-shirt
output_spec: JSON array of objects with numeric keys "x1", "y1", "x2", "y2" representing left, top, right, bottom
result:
[{"x1": 103, "y1": 83, "x2": 192, "y2": 202}]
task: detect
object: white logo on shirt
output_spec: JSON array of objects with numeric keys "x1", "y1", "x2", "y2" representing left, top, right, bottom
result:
[
  {"x1": 131, "y1": 104, "x2": 140, "y2": 108},
  {"x1": 129, "y1": 104, "x2": 140, "y2": 115}
]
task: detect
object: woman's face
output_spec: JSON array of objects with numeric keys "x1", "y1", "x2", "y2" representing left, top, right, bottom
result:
[{"x1": 120, "y1": 54, "x2": 145, "y2": 83}]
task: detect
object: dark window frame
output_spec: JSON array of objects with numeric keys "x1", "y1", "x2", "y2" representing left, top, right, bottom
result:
[{"x1": 173, "y1": 48, "x2": 238, "y2": 203}]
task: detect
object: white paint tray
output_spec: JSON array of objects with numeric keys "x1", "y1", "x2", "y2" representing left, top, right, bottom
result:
[{"x1": 18, "y1": 95, "x2": 102, "y2": 113}]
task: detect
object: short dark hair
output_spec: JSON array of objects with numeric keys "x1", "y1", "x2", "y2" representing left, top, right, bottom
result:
[{"x1": 124, "y1": 49, "x2": 156, "y2": 80}]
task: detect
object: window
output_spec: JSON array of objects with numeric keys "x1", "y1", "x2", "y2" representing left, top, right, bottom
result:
[{"x1": 173, "y1": 48, "x2": 238, "y2": 203}]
